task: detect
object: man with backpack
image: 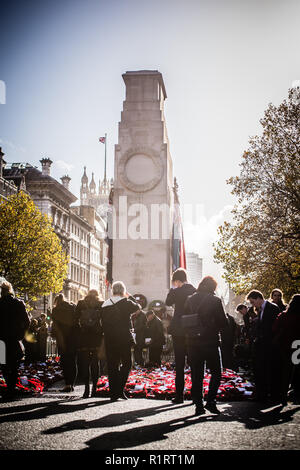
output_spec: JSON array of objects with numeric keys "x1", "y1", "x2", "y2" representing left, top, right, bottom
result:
[
  {"x1": 101, "y1": 281, "x2": 141, "y2": 402},
  {"x1": 75, "y1": 290, "x2": 104, "y2": 398}
]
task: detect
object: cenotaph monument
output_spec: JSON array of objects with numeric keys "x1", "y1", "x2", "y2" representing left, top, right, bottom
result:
[{"x1": 112, "y1": 70, "x2": 174, "y2": 304}]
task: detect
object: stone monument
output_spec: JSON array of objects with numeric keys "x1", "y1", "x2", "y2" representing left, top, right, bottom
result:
[{"x1": 112, "y1": 70, "x2": 174, "y2": 304}]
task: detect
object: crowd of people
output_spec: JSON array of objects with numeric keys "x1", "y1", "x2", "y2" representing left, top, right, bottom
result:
[{"x1": 0, "y1": 274, "x2": 299, "y2": 417}]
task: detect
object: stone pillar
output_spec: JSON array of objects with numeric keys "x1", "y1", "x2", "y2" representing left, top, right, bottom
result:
[{"x1": 112, "y1": 70, "x2": 174, "y2": 304}]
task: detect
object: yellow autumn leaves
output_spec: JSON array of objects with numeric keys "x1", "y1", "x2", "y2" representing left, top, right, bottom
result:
[{"x1": 0, "y1": 191, "x2": 68, "y2": 299}]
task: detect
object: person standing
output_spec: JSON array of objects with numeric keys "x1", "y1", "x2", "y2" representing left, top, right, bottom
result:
[
  {"x1": 132, "y1": 310, "x2": 147, "y2": 366},
  {"x1": 272, "y1": 294, "x2": 300, "y2": 405},
  {"x1": 145, "y1": 310, "x2": 165, "y2": 367},
  {"x1": 101, "y1": 282, "x2": 141, "y2": 402},
  {"x1": 184, "y1": 276, "x2": 228, "y2": 415},
  {"x1": 23, "y1": 318, "x2": 39, "y2": 364},
  {"x1": 220, "y1": 313, "x2": 238, "y2": 371},
  {"x1": 246, "y1": 290, "x2": 280, "y2": 403},
  {"x1": 270, "y1": 288, "x2": 287, "y2": 313},
  {"x1": 37, "y1": 314, "x2": 48, "y2": 362},
  {"x1": 166, "y1": 268, "x2": 196, "y2": 404},
  {"x1": 0, "y1": 281, "x2": 30, "y2": 400},
  {"x1": 52, "y1": 293, "x2": 77, "y2": 393},
  {"x1": 75, "y1": 290, "x2": 103, "y2": 398}
]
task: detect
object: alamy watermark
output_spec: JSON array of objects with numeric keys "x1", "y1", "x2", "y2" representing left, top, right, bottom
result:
[
  {"x1": 107, "y1": 196, "x2": 206, "y2": 240},
  {"x1": 0, "y1": 340, "x2": 6, "y2": 365},
  {"x1": 291, "y1": 340, "x2": 300, "y2": 365},
  {"x1": 0, "y1": 80, "x2": 6, "y2": 104}
]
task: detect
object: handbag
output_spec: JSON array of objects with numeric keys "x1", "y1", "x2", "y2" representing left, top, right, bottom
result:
[
  {"x1": 181, "y1": 294, "x2": 209, "y2": 337},
  {"x1": 181, "y1": 314, "x2": 199, "y2": 329}
]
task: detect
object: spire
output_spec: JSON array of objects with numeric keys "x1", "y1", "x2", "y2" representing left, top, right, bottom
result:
[
  {"x1": 81, "y1": 166, "x2": 88, "y2": 185},
  {"x1": 173, "y1": 177, "x2": 179, "y2": 204},
  {"x1": 89, "y1": 172, "x2": 96, "y2": 193}
]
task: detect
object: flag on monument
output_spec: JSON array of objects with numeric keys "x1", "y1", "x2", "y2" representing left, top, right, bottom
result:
[
  {"x1": 99, "y1": 136, "x2": 106, "y2": 144},
  {"x1": 105, "y1": 187, "x2": 114, "y2": 286},
  {"x1": 172, "y1": 202, "x2": 186, "y2": 271}
]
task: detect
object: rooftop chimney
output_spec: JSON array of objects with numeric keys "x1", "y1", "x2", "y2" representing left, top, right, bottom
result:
[
  {"x1": 40, "y1": 158, "x2": 53, "y2": 176},
  {"x1": 60, "y1": 174, "x2": 71, "y2": 190}
]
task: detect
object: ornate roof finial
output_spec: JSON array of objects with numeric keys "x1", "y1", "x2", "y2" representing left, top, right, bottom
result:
[
  {"x1": 173, "y1": 177, "x2": 179, "y2": 204},
  {"x1": 81, "y1": 166, "x2": 88, "y2": 184}
]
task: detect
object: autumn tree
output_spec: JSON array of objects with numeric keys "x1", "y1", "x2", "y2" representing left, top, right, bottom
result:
[
  {"x1": 0, "y1": 191, "x2": 68, "y2": 300},
  {"x1": 214, "y1": 87, "x2": 300, "y2": 300}
]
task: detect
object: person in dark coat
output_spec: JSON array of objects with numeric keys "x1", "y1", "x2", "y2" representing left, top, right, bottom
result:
[
  {"x1": 52, "y1": 293, "x2": 77, "y2": 392},
  {"x1": 132, "y1": 310, "x2": 147, "y2": 366},
  {"x1": 247, "y1": 290, "x2": 280, "y2": 403},
  {"x1": 0, "y1": 281, "x2": 30, "y2": 400},
  {"x1": 37, "y1": 314, "x2": 48, "y2": 362},
  {"x1": 165, "y1": 268, "x2": 196, "y2": 404},
  {"x1": 24, "y1": 318, "x2": 39, "y2": 364},
  {"x1": 183, "y1": 276, "x2": 228, "y2": 416},
  {"x1": 272, "y1": 294, "x2": 300, "y2": 404},
  {"x1": 270, "y1": 288, "x2": 287, "y2": 313},
  {"x1": 101, "y1": 281, "x2": 141, "y2": 402},
  {"x1": 220, "y1": 313, "x2": 238, "y2": 371},
  {"x1": 145, "y1": 310, "x2": 165, "y2": 367},
  {"x1": 75, "y1": 290, "x2": 103, "y2": 398}
]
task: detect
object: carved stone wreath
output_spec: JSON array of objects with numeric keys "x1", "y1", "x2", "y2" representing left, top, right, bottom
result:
[{"x1": 119, "y1": 146, "x2": 164, "y2": 193}]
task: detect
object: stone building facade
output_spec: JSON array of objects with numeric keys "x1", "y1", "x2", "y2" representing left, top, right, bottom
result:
[
  {"x1": 186, "y1": 252, "x2": 203, "y2": 289},
  {"x1": 1, "y1": 154, "x2": 107, "y2": 310}
]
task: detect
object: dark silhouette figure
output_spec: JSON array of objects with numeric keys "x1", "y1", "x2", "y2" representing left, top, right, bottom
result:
[
  {"x1": 184, "y1": 276, "x2": 228, "y2": 416},
  {"x1": 145, "y1": 310, "x2": 165, "y2": 367},
  {"x1": 166, "y1": 268, "x2": 196, "y2": 404},
  {"x1": 221, "y1": 313, "x2": 238, "y2": 370},
  {"x1": 132, "y1": 310, "x2": 147, "y2": 366},
  {"x1": 0, "y1": 281, "x2": 30, "y2": 400},
  {"x1": 273, "y1": 294, "x2": 300, "y2": 404},
  {"x1": 75, "y1": 290, "x2": 104, "y2": 398},
  {"x1": 247, "y1": 290, "x2": 280, "y2": 403},
  {"x1": 52, "y1": 293, "x2": 77, "y2": 392},
  {"x1": 101, "y1": 281, "x2": 140, "y2": 402}
]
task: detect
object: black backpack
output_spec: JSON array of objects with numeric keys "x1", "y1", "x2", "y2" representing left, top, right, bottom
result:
[{"x1": 80, "y1": 308, "x2": 100, "y2": 329}]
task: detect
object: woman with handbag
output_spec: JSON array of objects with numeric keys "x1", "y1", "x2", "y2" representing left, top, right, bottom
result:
[
  {"x1": 75, "y1": 290, "x2": 103, "y2": 398},
  {"x1": 52, "y1": 293, "x2": 78, "y2": 393},
  {"x1": 183, "y1": 276, "x2": 228, "y2": 416},
  {"x1": 101, "y1": 281, "x2": 141, "y2": 402}
]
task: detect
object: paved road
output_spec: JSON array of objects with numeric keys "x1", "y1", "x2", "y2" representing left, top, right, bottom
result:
[{"x1": 0, "y1": 383, "x2": 299, "y2": 451}]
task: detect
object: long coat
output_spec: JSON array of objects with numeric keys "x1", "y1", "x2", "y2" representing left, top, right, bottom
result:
[
  {"x1": 52, "y1": 300, "x2": 77, "y2": 354},
  {"x1": 0, "y1": 294, "x2": 30, "y2": 362}
]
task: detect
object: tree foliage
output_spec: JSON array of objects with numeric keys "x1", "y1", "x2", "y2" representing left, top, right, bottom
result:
[
  {"x1": 0, "y1": 191, "x2": 68, "y2": 299},
  {"x1": 214, "y1": 88, "x2": 300, "y2": 300}
]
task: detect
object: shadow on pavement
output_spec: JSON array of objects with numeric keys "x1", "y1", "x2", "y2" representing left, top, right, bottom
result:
[
  {"x1": 83, "y1": 403, "x2": 300, "y2": 450},
  {"x1": 42, "y1": 402, "x2": 188, "y2": 435},
  {"x1": 0, "y1": 398, "x2": 112, "y2": 423}
]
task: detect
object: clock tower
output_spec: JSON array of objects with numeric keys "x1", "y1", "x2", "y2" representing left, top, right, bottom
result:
[{"x1": 112, "y1": 70, "x2": 174, "y2": 304}]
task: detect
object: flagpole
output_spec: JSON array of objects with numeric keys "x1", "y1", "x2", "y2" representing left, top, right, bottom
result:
[{"x1": 104, "y1": 133, "x2": 107, "y2": 182}]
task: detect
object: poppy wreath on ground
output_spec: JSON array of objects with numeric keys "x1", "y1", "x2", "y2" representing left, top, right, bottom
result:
[
  {"x1": 95, "y1": 365, "x2": 254, "y2": 401},
  {"x1": 0, "y1": 359, "x2": 254, "y2": 400},
  {"x1": 0, "y1": 357, "x2": 63, "y2": 395}
]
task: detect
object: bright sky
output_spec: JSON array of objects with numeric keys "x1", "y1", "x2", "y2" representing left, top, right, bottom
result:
[{"x1": 1, "y1": 0, "x2": 300, "y2": 297}]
